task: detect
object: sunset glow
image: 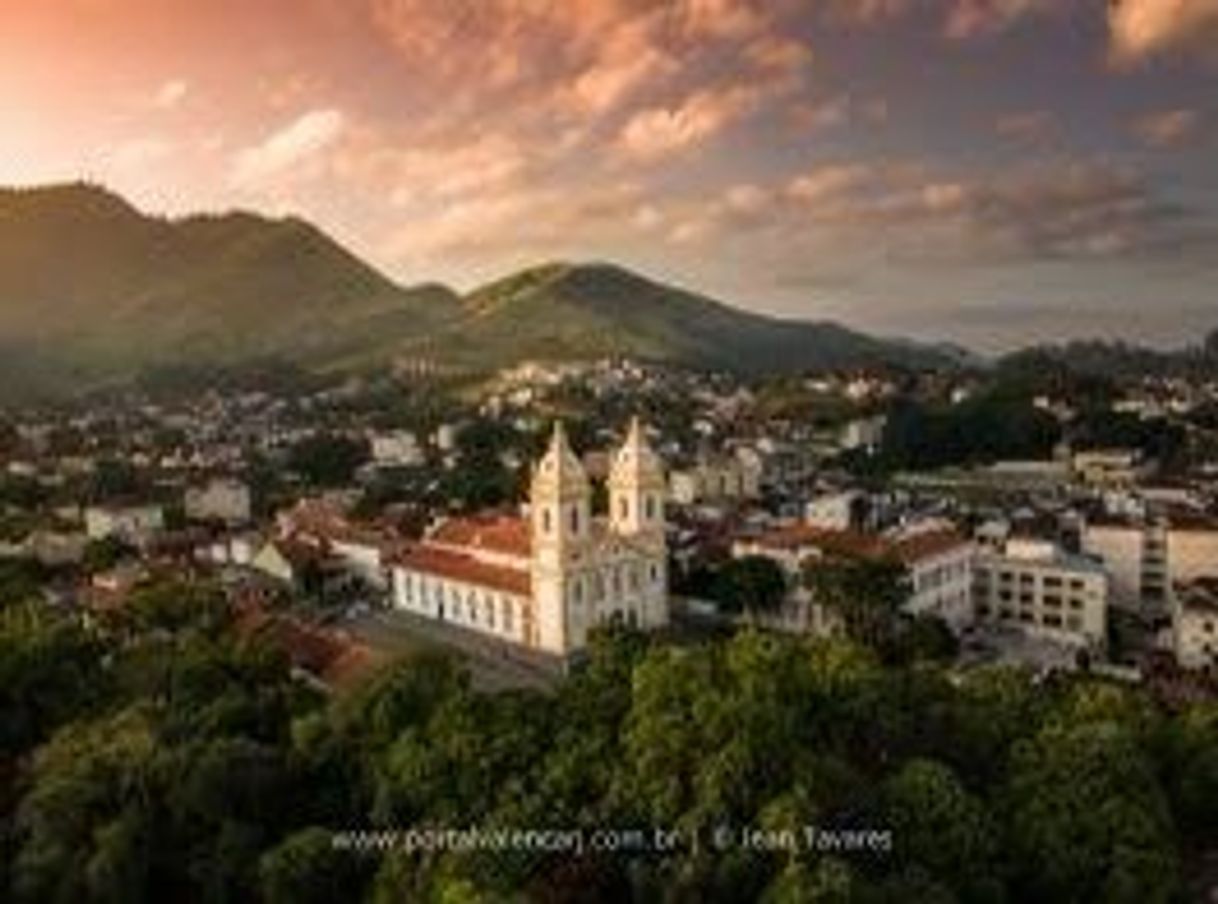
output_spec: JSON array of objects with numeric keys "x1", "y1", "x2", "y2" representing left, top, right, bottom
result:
[{"x1": 4, "y1": 0, "x2": 1217, "y2": 348}]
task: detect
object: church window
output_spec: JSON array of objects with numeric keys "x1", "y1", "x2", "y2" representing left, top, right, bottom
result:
[
  {"x1": 542, "y1": 507, "x2": 552, "y2": 534},
  {"x1": 650, "y1": 563, "x2": 659, "y2": 583},
  {"x1": 619, "y1": 498, "x2": 629, "y2": 520},
  {"x1": 570, "y1": 505, "x2": 580, "y2": 533}
]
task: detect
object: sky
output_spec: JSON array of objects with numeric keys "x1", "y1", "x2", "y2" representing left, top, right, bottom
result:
[{"x1": 2, "y1": 0, "x2": 1217, "y2": 353}]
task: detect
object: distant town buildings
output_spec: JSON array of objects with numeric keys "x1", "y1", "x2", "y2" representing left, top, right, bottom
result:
[
  {"x1": 184, "y1": 477, "x2": 252, "y2": 525},
  {"x1": 84, "y1": 503, "x2": 165, "y2": 544}
]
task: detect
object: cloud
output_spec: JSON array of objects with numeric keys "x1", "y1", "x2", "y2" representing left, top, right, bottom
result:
[
  {"x1": 230, "y1": 109, "x2": 346, "y2": 188},
  {"x1": 662, "y1": 158, "x2": 1201, "y2": 266},
  {"x1": 786, "y1": 163, "x2": 873, "y2": 203},
  {"x1": 618, "y1": 84, "x2": 762, "y2": 160},
  {"x1": 153, "y1": 79, "x2": 189, "y2": 109},
  {"x1": 381, "y1": 179, "x2": 645, "y2": 264},
  {"x1": 1109, "y1": 0, "x2": 1218, "y2": 64},
  {"x1": 994, "y1": 110, "x2": 1057, "y2": 143},
  {"x1": 1132, "y1": 108, "x2": 1205, "y2": 147},
  {"x1": 944, "y1": 0, "x2": 1060, "y2": 39}
]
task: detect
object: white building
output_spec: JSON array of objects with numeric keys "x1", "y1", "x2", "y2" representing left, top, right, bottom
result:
[
  {"x1": 669, "y1": 449, "x2": 762, "y2": 506},
  {"x1": 84, "y1": 504, "x2": 165, "y2": 544},
  {"x1": 839, "y1": 415, "x2": 887, "y2": 452},
  {"x1": 805, "y1": 490, "x2": 866, "y2": 532},
  {"x1": 370, "y1": 431, "x2": 424, "y2": 467},
  {"x1": 1171, "y1": 577, "x2": 1218, "y2": 670},
  {"x1": 390, "y1": 420, "x2": 669, "y2": 657},
  {"x1": 1072, "y1": 449, "x2": 1151, "y2": 488},
  {"x1": 1082, "y1": 514, "x2": 1218, "y2": 613},
  {"x1": 732, "y1": 524, "x2": 974, "y2": 632},
  {"x1": 184, "y1": 477, "x2": 252, "y2": 525},
  {"x1": 972, "y1": 538, "x2": 1108, "y2": 649}
]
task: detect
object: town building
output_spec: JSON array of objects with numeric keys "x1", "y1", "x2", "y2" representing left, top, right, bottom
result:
[
  {"x1": 1082, "y1": 513, "x2": 1218, "y2": 614},
  {"x1": 389, "y1": 420, "x2": 669, "y2": 657},
  {"x1": 669, "y1": 449, "x2": 762, "y2": 506},
  {"x1": 369, "y1": 430, "x2": 424, "y2": 467},
  {"x1": 972, "y1": 538, "x2": 1108, "y2": 649},
  {"x1": 84, "y1": 503, "x2": 165, "y2": 544},
  {"x1": 1170, "y1": 577, "x2": 1218, "y2": 670},
  {"x1": 1072, "y1": 449, "x2": 1153, "y2": 488},
  {"x1": 732, "y1": 523, "x2": 974, "y2": 632},
  {"x1": 184, "y1": 477, "x2": 252, "y2": 525}
]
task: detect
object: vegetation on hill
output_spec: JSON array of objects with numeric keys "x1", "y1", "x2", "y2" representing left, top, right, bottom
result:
[
  {"x1": 3, "y1": 582, "x2": 1216, "y2": 902},
  {"x1": 0, "y1": 183, "x2": 460, "y2": 393},
  {"x1": 0, "y1": 185, "x2": 953, "y2": 398},
  {"x1": 441, "y1": 262, "x2": 952, "y2": 375}
]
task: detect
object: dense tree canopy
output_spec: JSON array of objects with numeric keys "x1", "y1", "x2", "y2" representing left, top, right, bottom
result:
[{"x1": 3, "y1": 583, "x2": 1216, "y2": 902}]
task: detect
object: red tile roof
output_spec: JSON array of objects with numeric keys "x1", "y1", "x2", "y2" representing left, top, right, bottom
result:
[
  {"x1": 429, "y1": 514, "x2": 531, "y2": 558},
  {"x1": 890, "y1": 530, "x2": 971, "y2": 565},
  {"x1": 747, "y1": 525, "x2": 968, "y2": 566},
  {"x1": 394, "y1": 544, "x2": 531, "y2": 596}
]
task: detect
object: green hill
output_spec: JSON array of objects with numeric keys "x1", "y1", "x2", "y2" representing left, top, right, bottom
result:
[
  {"x1": 0, "y1": 184, "x2": 952, "y2": 398},
  {"x1": 0, "y1": 183, "x2": 460, "y2": 392},
  {"x1": 442, "y1": 262, "x2": 950, "y2": 373}
]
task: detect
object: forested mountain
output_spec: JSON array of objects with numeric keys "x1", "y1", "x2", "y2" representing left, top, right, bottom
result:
[{"x1": 0, "y1": 184, "x2": 953, "y2": 397}]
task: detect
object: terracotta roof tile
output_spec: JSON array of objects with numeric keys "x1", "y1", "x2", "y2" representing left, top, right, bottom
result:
[
  {"x1": 430, "y1": 515, "x2": 531, "y2": 558},
  {"x1": 394, "y1": 544, "x2": 531, "y2": 596}
]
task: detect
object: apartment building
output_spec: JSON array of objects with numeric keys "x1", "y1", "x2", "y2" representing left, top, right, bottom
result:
[{"x1": 973, "y1": 538, "x2": 1108, "y2": 649}]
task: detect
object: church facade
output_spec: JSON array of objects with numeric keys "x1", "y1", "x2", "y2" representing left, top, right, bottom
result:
[{"x1": 389, "y1": 420, "x2": 669, "y2": 656}]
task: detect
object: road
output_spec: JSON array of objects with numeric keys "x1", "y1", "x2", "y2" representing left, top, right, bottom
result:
[{"x1": 348, "y1": 608, "x2": 566, "y2": 693}]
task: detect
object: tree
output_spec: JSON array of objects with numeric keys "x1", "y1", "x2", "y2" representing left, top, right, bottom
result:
[
  {"x1": 0, "y1": 607, "x2": 108, "y2": 757},
  {"x1": 1006, "y1": 721, "x2": 1179, "y2": 901},
  {"x1": 882, "y1": 759, "x2": 998, "y2": 895},
  {"x1": 287, "y1": 434, "x2": 370, "y2": 487},
  {"x1": 803, "y1": 556, "x2": 907, "y2": 651},
  {"x1": 713, "y1": 556, "x2": 788, "y2": 615},
  {"x1": 259, "y1": 827, "x2": 367, "y2": 904}
]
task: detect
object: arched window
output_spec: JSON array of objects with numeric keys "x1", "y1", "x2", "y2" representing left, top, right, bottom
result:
[
  {"x1": 542, "y1": 507, "x2": 552, "y2": 534},
  {"x1": 619, "y1": 497, "x2": 629, "y2": 520},
  {"x1": 569, "y1": 505, "x2": 580, "y2": 533}
]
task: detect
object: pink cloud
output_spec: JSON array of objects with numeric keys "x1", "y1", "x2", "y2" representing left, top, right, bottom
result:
[
  {"x1": 1132, "y1": 108, "x2": 1205, "y2": 147},
  {"x1": 1109, "y1": 0, "x2": 1218, "y2": 63}
]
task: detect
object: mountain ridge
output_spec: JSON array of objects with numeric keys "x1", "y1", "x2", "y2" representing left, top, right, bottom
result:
[{"x1": 0, "y1": 182, "x2": 954, "y2": 398}]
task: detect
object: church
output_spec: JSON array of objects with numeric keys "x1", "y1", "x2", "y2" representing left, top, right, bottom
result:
[{"x1": 389, "y1": 419, "x2": 670, "y2": 656}]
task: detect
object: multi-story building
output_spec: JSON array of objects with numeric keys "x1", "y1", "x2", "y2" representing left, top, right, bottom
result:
[
  {"x1": 1171, "y1": 577, "x2": 1218, "y2": 670},
  {"x1": 1082, "y1": 513, "x2": 1218, "y2": 614},
  {"x1": 732, "y1": 524, "x2": 974, "y2": 632},
  {"x1": 390, "y1": 420, "x2": 669, "y2": 657},
  {"x1": 972, "y1": 538, "x2": 1108, "y2": 649}
]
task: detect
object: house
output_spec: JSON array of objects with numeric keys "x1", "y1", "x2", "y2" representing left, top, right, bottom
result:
[
  {"x1": 84, "y1": 503, "x2": 165, "y2": 544},
  {"x1": 184, "y1": 477, "x2": 252, "y2": 525},
  {"x1": 669, "y1": 449, "x2": 762, "y2": 506}
]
